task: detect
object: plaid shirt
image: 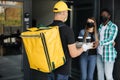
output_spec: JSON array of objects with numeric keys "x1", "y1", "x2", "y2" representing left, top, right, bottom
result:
[{"x1": 98, "y1": 21, "x2": 118, "y2": 62}]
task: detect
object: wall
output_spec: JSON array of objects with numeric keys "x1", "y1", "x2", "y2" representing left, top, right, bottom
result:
[
  {"x1": 114, "y1": 0, "x2": 120, "y2": 28},
  {"x1": 114, "y1": 0, "x2": 120, "y2": 57},
  {"x1": 32, "y1": 0, "x2": 57, "y2": 26}
]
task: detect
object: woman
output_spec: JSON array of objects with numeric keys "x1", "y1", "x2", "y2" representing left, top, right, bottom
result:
[{"x1": 78, "y1": 17, "x2": 98, "y2": 80}]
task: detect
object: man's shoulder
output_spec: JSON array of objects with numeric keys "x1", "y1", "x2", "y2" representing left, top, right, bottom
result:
[
  {"x1": 109, "y1": 23, "x2": 118, "y2": 30},
  {"x1": 60, "y1": 24, "x2": 71, "y2": 30},
  {"x1": 99, "y1": 24, "x2": 102, "y2": 30},
  {"x1": 108, "y1": 21, "x2": 117, "y2": 27},
  {"x1": 112, "y1": 23, "x2": 118, "y2": 28}
]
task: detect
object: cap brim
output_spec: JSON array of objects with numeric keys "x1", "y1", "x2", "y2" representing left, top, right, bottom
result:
[
  {"x1": 68, "y1": 8, "x2": 72, "y2": 11},
  {"x1": 53, "y1": 8, "x2": 72, "y2": 12}
]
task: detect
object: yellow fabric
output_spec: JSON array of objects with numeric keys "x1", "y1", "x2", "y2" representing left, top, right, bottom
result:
[
  {"x1": 21, "y1": 26, "x2": 65, "y2": 73},
  {"x1": 53, "y1": 1, "x2": 71, "y2": 12}
]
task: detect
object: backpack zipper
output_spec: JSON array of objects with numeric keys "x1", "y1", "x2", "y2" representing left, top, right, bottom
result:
[{"x1": 40, "y1": 33, "x2": 52, "y2": 72}]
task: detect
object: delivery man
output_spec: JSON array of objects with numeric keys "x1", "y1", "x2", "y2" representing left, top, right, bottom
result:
[{"x1": 47, "y1": 1, "x2": 94, "y2": 80}]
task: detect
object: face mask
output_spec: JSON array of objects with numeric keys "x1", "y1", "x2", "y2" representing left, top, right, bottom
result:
[
  {"x1": 101, "y1": 16, "x2": 108, "y2": 23},
  {"x1": 86, "y1": 22, "x2": 94, "y2": 28}
]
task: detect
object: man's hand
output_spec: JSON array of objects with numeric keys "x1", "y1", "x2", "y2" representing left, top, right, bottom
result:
[{"x1": 82, "y1": 43, "x2": 93, "y2": 52}]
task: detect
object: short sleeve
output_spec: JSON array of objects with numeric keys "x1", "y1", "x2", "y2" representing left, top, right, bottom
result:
[{"x1": 65, "y1": 27, "x2": 75, "y2": 44}]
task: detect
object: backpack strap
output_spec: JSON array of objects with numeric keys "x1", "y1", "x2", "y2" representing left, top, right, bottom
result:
[
  {"x1": 47, "y1": 22, "x2": 66, "y2": 28},
  {"x1": 57, "y1": 23, "x2": 66, "y2": 28}
]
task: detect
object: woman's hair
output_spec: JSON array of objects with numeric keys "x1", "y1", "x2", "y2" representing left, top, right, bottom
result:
[{"x1": 83, "y1": 17, "x2": 99, "y2": 42}]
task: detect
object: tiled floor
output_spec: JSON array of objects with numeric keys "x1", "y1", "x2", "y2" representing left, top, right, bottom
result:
[{"x1": 0, "y1": 55, "x2": 23, "y2": 80}]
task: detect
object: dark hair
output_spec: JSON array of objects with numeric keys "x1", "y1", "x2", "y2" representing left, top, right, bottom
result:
[{"x1": 100, "y1": 8, "x2": 111, "y2": 16}]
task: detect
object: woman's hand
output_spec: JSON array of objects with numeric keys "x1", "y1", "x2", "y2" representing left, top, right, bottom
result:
[{"x1": 92, "y1": 41, "x2": 99, "y2": 49}]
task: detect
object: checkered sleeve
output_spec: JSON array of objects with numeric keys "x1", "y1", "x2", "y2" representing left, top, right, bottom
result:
[{"x1": 100, "y1": 24, "x2": 118, "y2": 46}]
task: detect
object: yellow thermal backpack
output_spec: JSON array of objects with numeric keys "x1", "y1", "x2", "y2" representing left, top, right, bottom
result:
[{"x1": 21, "y1": 26, "x2": 66, "y2": 73}]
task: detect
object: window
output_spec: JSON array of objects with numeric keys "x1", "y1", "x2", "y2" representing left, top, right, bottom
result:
[{"x1": 0, "y1": 1, "x2": 23, "y2": 27}]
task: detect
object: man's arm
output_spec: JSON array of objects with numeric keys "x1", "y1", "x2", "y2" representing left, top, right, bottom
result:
[
  {"x1": 68, "y1": 43, "x2": 84, "y2": 58},
  {"x1": 99, "y1": 24, "x2": 118, "y2": 46},
  {"x1": 68, "y1": 43, "x2": 93, "y2": 58},
  {"x1": 66, "y1": 27, "x2": 92, "y2": 58}
]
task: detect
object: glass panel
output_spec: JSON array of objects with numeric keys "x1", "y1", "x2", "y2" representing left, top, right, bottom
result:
[
  {"x1": 0, "y1": 1, "x2": 23, "y2": 27},
  {"x1": 0, "y1": 1, "x2": 19, "y2": 6},
  {"x1": 0, "y1": 6, "x2": 5, "y2": 24},
  {"x1": 5, "y1": 7, "x2": 22, "y2": 26}
]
